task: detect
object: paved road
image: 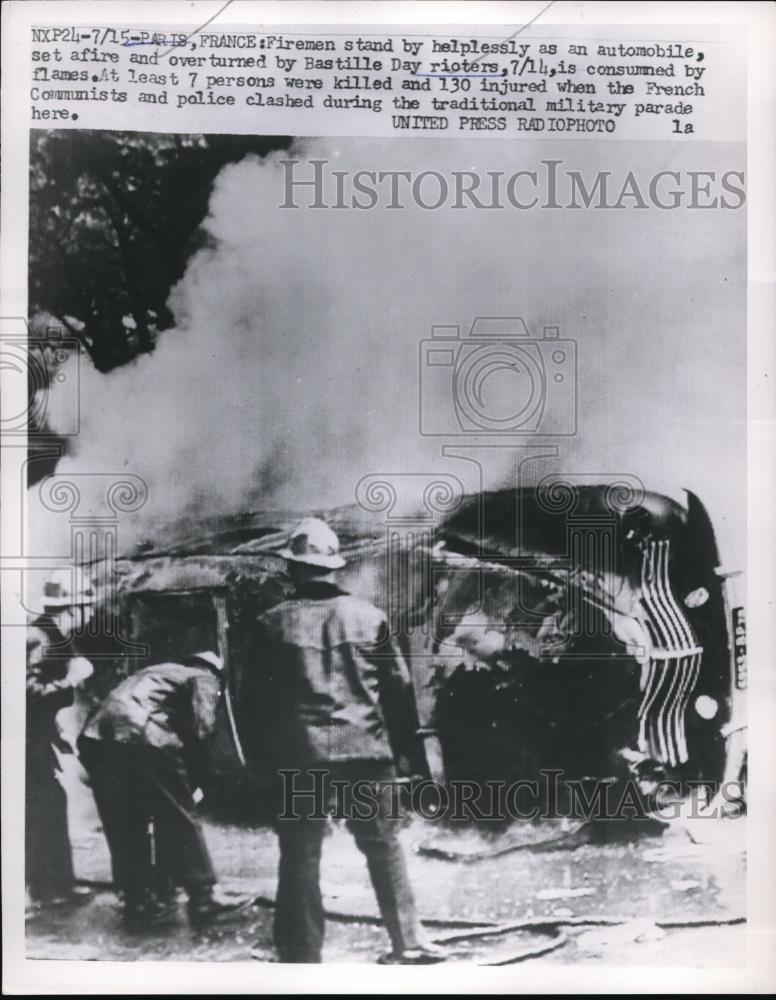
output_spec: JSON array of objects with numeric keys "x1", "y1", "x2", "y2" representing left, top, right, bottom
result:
[{"x1": 27, "y1": 802, "x2": 745, "y2": 965}]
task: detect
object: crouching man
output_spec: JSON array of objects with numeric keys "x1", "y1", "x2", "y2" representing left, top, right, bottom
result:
[
  {"x1": 78, "y1": 651, "x2": 249, "y2": 928},
  {"x1": 250, "y1": 519, "x2": 446, "y2": 964}
]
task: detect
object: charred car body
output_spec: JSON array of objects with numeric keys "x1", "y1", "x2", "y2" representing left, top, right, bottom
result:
[{"x1": 79, "y1": 484, "x2": 746, "y2": 819}]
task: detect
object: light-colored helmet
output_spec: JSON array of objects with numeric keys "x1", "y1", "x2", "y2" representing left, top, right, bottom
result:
[
  {"x1": 279, "y1": 518, "x2": 346, "y2": 570},
  {"x1": 43, "y1": 568, "x2": 96, "y2": 608},
  {"x1": 188, "y1": 651, "x2": 224, "y2": 673}
]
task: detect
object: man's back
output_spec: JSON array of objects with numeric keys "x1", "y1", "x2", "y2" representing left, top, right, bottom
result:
[
  {"x1": 82, "y1": 662, "x2": 219, "y2": 754},
  {"x1": 253, "y1": 581, "x2": 412, "y2": 765}
]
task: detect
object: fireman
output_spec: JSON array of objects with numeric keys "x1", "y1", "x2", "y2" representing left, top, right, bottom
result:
[
  {"x1": 26, "y1": 568, "x2": 96, "y2": 909},
  {"x1": 249, "y1": 518, "x2": 446, "y2": 964},
  {"x1": 78, "y1": 651, "x2": 250, "y2": 928}
]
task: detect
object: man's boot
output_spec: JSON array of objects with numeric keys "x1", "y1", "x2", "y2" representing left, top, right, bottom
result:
[
  {"x1": 122, "y1": 890, "x2": 176, "y2": 931},
  {"x1": 377, "y1": 943, "x2": 449, "y2": 965},
  {"x1": 186, "y1": 885, "x2": 252, "y2": 928}
]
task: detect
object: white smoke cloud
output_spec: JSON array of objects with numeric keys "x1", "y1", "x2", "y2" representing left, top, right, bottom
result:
[{"x1": 31, "y1": 136, "x2": 746, "y2": 568}]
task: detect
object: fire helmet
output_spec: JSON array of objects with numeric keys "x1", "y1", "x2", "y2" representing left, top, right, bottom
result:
[
  {"x1": 279, "y1": 518, "x2": 346, "y2": 570},
  {"x1": 188, "y1": 651, "x2": 224, "y2": 673},
  {"x1": 43, "y1": 568, "x2": 96, "y2": 608}
]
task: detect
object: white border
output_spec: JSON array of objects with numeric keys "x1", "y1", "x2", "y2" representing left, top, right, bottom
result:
[{"x1": 2, "y1": 2, "x2": 774, "y2": 994}]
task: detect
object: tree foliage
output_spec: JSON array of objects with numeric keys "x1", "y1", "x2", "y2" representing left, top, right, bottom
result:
[{"x1": 29, "y1": 130, "x2": 290, "y2": 373}]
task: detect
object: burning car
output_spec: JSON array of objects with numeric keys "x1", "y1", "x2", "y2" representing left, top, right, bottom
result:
[{"x1": 80, "y1": 483, "x2": 745, "y2": 816}]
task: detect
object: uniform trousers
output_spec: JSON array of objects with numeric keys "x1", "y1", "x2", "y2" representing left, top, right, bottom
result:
[
  {"x1": 78, "y1": 736, "x2": 215, "y2": 905},
  {"x1": 272, "y1": 762, "x2": 422, "y2": 963}
]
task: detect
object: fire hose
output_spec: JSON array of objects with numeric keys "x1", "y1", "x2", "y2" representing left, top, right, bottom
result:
[
  {"x1": 248, "y1": 894, "x2": 744, "y2": 964},
  {"x1": 75, "y1": 861, "x2": 744, "y2": 964},
  {"x1": 415, "y1": 824, "x2": 590, "y2": 861},
  {"x1": 75, "y1": 874, "x2": 744, "y2": 965}
]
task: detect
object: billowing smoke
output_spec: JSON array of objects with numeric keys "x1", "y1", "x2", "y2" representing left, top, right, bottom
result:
[{"x1": 30, "y1": 136, "x2": 746, "y2": 571}]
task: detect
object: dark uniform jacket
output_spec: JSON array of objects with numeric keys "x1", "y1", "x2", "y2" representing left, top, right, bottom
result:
[
  {"x1": 26, "y1": 617, "x2": 77, "y2": 769},
  {"x1": 250, "y1": 581, "x2": 419, "y2": 768},
  {"x1": 81, "y1": 662, "x2": 221, "y2": 777}
]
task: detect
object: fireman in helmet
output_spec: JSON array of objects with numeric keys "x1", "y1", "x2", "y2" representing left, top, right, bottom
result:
[
  {"x1": 26, "y1": 568, "x2": 96, "y2": 908},
  {"x1": 249, "y1": 518, "x2": 446, "y2": 964},
  {"x1": 78, "y1": 650, "x2": 250, "y2": 928}
]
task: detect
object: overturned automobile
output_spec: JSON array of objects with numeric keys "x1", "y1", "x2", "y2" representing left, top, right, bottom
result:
[{"x1": 80, "y1": 484, "x2": 746, "y2": 815}]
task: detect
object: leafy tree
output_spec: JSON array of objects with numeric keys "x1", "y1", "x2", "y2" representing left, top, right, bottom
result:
[
  {"x1": 27, "y1": 130, "x2": 290, "y2": 481},
  {"x1": 29, "y1": 130, "x2": 290, "y2": 372}
]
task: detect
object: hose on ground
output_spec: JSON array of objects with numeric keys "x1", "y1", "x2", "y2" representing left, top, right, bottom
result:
[
  {"x1": 251, "y1": 893, "x2": 744, "y2": 935},
  {"x1": 250, "y1": 892, "x2": 745, "y2": 964},
  {"x1": 415, "y1": 825, "x2": 589, "y2": 861},
  {"x1": 77, "y1": 880, "x2": 744, "y2": 963},
  {"x1": 475, "y1": 929, "x2": 568, "y2": 965},
  {"x1": 429, "y1": 912, "x2": 746, "y2": 944}
]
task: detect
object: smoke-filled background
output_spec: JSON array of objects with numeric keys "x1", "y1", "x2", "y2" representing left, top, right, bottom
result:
[{"x1": 30, "y1": 135, "x2": 746, "y2": 573}]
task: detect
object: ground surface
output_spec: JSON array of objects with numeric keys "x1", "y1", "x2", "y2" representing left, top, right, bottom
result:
[{"x1": 26, "y1": 770, "x2": 746, "y2": 966}]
